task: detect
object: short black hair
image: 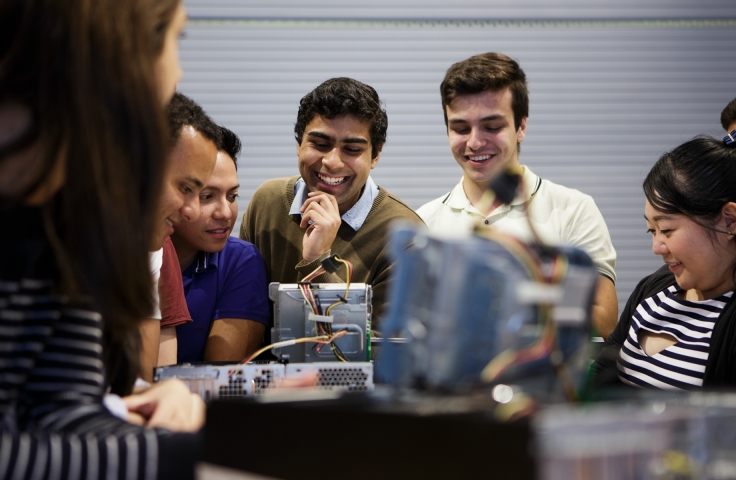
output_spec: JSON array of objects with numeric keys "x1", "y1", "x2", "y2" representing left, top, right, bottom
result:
[
  {"x1": 218, "y1": 126, "x2": 241, "y2": 171},
  {"x1": 721, "y1": 97, "x2": 736, "y2": 131},
  {"x1": 166, "y1": 92, "x2": 222, "y2": 149},
  {"x1": 294, "y1": 77, "x2": 387, "y2": 159}
]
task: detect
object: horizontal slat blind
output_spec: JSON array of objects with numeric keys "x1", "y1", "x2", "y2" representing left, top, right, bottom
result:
[
  {"x1": 184, "y1": 0, "x2": 736, "y2": 20},
  {"x1": 178, "y1": 1, "x2": 736, "y2": 315}
]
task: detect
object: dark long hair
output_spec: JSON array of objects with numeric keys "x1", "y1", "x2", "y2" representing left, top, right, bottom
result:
[{"x1": 0, "y1": 0, "x2": 180, "y2": 394}]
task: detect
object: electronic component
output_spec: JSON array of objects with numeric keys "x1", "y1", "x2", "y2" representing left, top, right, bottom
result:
[
  {"x1": 269, "y1": 282, "x2": 372, "y2": 363},
  {"x1": 488, "y1": 166, "x2": 523, "y2": 205},
  {"x1": 285, "y1": 362, "x2": 373, "y2": 393},
  {"x1": 319, "y1": 253, "x2": 343, "y2": 273},
  {"x1": 376, "y1": 224, "x2": 598, "y2": 400},
  {"x1": 153, "y1": 363, "x2": 284, "y2": 401},
  {"x1": 153, "y1": 362, "x2": 374, "y2": 400}
]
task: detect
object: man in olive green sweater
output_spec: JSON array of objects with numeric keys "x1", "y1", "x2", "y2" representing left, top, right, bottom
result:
[{"x1": 240, "y1": 77, "x2": 423, "y2": 330}]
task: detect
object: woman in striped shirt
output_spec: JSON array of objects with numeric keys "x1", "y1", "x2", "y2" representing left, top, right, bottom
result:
[
  {"x1": 594, "y1": 136, "x2": 736, "y2": 390},
  {"x1": 0, "y1": 0, "x2": 203, "y2": 478}
]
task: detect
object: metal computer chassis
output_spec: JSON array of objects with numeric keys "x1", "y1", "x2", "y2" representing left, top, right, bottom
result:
[
  {"x1": 153, "y1": 362, "x2": 373, "y2": 401},
  {"x1": 270, "y1": 282, "x2": 372, "y2": 363}
]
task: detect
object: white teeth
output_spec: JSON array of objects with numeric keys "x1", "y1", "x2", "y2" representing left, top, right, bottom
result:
[
  {"x1": 317, "y1": 173, "x2": 346, "y2": 186},
  {"x1": 468, "y1": 155, "x2": 491, "y2": 162},
  {"x1": 165, "y1": 219, "x2": 173, "y2": 227}
]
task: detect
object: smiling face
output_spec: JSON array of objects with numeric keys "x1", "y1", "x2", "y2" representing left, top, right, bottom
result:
[
  {"x1": 645, "y1": 199, "x2": 736, "y2": 300},
  {"x1": 152, "y1": 125, "x2": 217, "y2": 250},
  {"x1": 171, "y1": 151, "x2": 239, "y2": 267},
  {"x1": 446, "y1": 88, "x2": 526, "y2": 190},
  {"x1": 297, "y1": 114, "x2": 380, "y2": 214}
]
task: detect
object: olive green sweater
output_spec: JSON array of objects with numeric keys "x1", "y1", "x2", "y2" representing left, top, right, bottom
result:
[{"x1": 240, "y1": 176, "x2": 424, "y2": 329}]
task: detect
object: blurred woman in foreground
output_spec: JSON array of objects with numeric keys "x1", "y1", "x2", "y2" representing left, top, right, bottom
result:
[
  {"x1": 594, "y1": 136, "x2": 736, "y2": 390},
  {"x1": 0, "y1": 0, "x2": 201, "y2": 478}
]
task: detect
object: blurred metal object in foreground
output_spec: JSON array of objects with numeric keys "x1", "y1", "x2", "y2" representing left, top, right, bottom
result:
[
  {"x1": 153, "y1": 361, "x2": 373, "y2": 401},
  {"x1": 376, "y1": 223, "x2": 598, "y2": 401}
]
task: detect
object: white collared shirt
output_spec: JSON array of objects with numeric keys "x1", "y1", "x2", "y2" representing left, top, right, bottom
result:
[{"x1": 416, "y1": 165, "x2": 617, "y2": 282}]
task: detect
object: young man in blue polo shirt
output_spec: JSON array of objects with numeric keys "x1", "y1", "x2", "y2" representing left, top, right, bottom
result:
[{"x1": 171, "y1": 127, "x2": 270, "y2": 363}]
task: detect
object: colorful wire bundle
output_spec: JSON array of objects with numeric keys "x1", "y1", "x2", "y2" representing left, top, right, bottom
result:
[
  {"x1": 302, "y1": 256, "x2": 353, "y2": 362},
  {"x1": 240, "y1": 330, "x2": 348, "y2": 365},
  {"x1": 476, "y1": 221, "x2": 579, "y2": 401},
  {"x1": 238, "y1": 256, "x2": 354, "y2": 364}
]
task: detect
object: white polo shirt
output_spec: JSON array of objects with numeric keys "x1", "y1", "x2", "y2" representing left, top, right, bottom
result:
[{"x1": 416, "y1": 166, "x2": 616, "y2": 282}]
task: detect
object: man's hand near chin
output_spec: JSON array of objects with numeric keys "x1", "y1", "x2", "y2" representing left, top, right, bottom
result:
[{"x1": 300, "y1": 191, "x2": 341, "y2": 262}]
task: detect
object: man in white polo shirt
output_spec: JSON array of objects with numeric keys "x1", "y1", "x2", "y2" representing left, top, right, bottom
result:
[{"x1": 417, "y1": 52, "x2": 618, "y2": 339}]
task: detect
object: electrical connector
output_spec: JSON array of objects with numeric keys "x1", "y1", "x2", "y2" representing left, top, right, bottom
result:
[
  {"x1": 320, "y1": 253, "x2": 343, "y2": 273},
  {"x1": 487, "y1": 167, "x2": 523, "y2": 205}
]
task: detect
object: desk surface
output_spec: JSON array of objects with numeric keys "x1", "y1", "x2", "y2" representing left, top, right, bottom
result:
[
  {"x1": 201, "y1": 390, "x2": 736, "y2": 480},
  {"x1": 201, "y1": 393, "x2": 534, "y2": 480}
]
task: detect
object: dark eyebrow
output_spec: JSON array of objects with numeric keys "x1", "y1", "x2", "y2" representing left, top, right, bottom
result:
[
  {"x1": 644, "y1": 214, "x2": 671, "y2": 222},
  {"x1": 203, "y1": 184, "x2": 240, "y2": 192},
  {"x1": 185, "y1": 176, "x2": 204, "y2": 189},
  {"x1": 307, "y1": 131, "x2": 368, "y2": 145},
  {"x1": 307, "y1": 131, "x2": 333, "y2": 142},
  {"x1": 480, "y1": 115, "x2": 505, "y2": 122},
  {"x1": 448, "y1": 114, "x2": 506, "y2": 125}
]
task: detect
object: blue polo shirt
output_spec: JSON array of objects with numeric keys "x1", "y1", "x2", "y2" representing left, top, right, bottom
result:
[{"x1": 176, "y1": 236, "x2": 270, "y2": 363}]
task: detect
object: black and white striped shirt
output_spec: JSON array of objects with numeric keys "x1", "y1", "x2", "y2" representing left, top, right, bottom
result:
[
  {"x1": 1, "y1": 208, "x2": 195, "y2": 480},
  {"x1": 617, "y1": 285, "x2": 733, "y2": 390}
]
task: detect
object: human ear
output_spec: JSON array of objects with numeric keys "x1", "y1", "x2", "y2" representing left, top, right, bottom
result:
[
  {"x1": 517, "y1": 117, "x2": 527, "y2": 144},
  {"x1": 719, "y1": 202, "x2": 736, "y2": 233},
  {"x1": 370, "y1": 149, "x2": 381, "y2": 169}
]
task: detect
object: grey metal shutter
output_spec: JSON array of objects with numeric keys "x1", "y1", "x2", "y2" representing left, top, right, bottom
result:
[{"x1": 179, "y1": 0, "x2": 736, "y2": 316}]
